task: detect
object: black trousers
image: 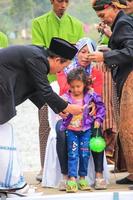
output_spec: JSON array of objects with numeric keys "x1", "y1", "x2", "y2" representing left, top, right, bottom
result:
[{"x1": 56, "y1": 120, "x2": 104, "y2": 175}]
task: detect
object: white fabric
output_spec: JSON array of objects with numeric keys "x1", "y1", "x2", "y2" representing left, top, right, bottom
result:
[
  {"x1": 42, "y1": 81, "x2": 62, "y2": 188},
  {"x1": 0, "y1": 123, "x2": 26, "y2": 189},
  {"x1": 42, "y1": 81, "x2": 109, "y2": 188}
]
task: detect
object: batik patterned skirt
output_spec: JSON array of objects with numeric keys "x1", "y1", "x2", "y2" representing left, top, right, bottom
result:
[{"x1": 119, "y1": 71, "x2": 133, "y2": 173}]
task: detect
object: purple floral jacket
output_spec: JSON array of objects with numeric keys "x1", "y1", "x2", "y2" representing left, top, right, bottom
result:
[{"x1": 60, "y1": 91, "x2": 106, "y2": 131}]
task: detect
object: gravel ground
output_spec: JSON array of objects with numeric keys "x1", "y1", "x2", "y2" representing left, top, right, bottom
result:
[{"x1": 10, "y1": 100, "x2": 40, "y2": 171}]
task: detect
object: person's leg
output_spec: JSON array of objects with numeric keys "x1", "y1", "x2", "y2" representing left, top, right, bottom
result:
[
  {"x1": 78, "y1": 130, "x2": 91, "y2": 178},
  {"x1": 91, "y1": 151, "x2": 104, "y2": 177},
  {"x1": 56, "y1": 120, "x2": 68, "y2": 190},
  {"x1": 56, "y1": 120, "x2": 68, "y2": 175},
  {"x1": 66, "y1": 130, "x2": 79, "y2": 192},
  {"x1": 91, "y1": 127, "x2": 107, "y2": 189},
  {"x1": 37, "y1": 104, "x2": 50, "y2": 181},
  {"x1": 92, "y1": 151, "x2": 104, "y2": 178},
  {"x1": 66, "y1": 130, "x2": 78, "y2": 179},
  {"x1": 91, "y1": 151, "x2": 107, "y2": 189},
  {"x1": 78, "y1": 130, "x2": 91, "y2": 190}
]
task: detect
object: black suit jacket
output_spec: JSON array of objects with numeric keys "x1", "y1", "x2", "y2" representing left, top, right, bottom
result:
[
  {"x1": 0, "y1": 45, "x2": 68, "y2": 124},
  {"x1": 103, "y1": 11, "x2": 133, "y2": 99}
]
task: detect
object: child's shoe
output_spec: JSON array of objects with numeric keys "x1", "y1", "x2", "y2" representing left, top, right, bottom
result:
[
  {"x1": 78, "y1": 179, "x2": 91, "y2": 191},
  {"x1": 95, "y1": 178, "x2": 107, "y2": 190},
  {"x1": 66, "y1": 181, "x2": 78, "y2": 193}
]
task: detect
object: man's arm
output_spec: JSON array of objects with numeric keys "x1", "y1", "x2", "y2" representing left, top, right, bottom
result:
[
  {"x1": 104, "y1": 22, "x2": 133, "y2": 67},
  {"x1": 77, "y1": 23, "x2": 85, "y2": 39},
  {"x1": 31, "y1": 19, "x2": 46, "y2": 46},
  {"x1": 27, "y1": 57, "x2": 83, "y2": 115},
  {"x1": 0, "y1": 32, "x2": 8, "y2": 48}
]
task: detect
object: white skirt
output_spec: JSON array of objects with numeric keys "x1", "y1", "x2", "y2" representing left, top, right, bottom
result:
[{"x1": 0, "y1": 123, "x2": 26, "y2": 190}]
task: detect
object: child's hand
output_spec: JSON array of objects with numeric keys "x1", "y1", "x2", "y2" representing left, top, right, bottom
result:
[
  {"x1": 88, "y1": 102, "x2": 96, "y2": 116},
  {"x1": 88, "y1": 87, "x2": 94, "y2": 93},
  {"x1": 94, "y1": 121, "x2": 100, "y2": 128}
]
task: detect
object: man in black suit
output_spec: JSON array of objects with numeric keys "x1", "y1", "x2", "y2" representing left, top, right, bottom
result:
[
  {"x1": 0, "y1": 37, "x2": 83, "y2": 125},
  {"x1": 89, "y1": 0, "x2": 133, "y2": 184}
]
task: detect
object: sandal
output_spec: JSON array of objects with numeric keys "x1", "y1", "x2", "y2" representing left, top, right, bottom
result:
[
  {"x1": 78, "y1": 179, "x2": 91, "y2": 191},
  {"x1": 95, "y1": 178, "x2": 107, "y2": 190},
  {"x1": 66, "y1": 181, "x2": 78, "y2": 193}
]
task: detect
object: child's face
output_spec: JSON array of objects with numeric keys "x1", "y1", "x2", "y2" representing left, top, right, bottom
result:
[
  {"x1": 69, "y1": 79, "x2": 85, "y2": 97},
  {"x1": 77, "y1": 45, "x2": 91, "y2": 67}
]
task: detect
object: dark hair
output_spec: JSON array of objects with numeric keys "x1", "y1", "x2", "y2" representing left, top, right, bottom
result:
[
  {"x1": 67, "y1": 67, "x2": 87, "y2": 85},
  {"x1": 47, "y1": 49, "x2": 68, "y2": 63}
]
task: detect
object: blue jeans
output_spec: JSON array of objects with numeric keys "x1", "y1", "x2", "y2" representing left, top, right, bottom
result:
[{"x1": 66, "y1": 129, "x2": 91, "y2": 178}]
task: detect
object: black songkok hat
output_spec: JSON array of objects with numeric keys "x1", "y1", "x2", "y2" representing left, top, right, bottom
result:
[{"x1": 49, "y1": 37, "x2": 78, "y2": 60}]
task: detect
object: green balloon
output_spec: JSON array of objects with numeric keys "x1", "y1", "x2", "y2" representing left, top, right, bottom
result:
[{"x1": 89, "y1": 136, "x2": 106, "y2": 152}]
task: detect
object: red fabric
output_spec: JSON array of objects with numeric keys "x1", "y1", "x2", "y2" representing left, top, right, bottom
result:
[
  {"x1": 57, "y1": 68, "x2": 103, "y2": 96},
  {"x1": 57, "y1": 71, "x2": 69, "y2": 96},
  {"x1": 91, "y1": 68, "x2": 103, "y2": 95}
]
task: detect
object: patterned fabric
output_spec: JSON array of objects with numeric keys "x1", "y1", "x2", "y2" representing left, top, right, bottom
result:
[
  {"x1": 119, "y1": 71, "x2": 133, "y2": 173},
  {"x1": 99, "y1": 62, "x2": 117, "y2": 133},
  {"x1": 112, "y1": 81, "x2": 120, "y2": 130},
  {"x1": 97, "y1": 62, "x2": 117, "y2": 164},
  {"x1": 38, "y1": 104, "x2": 50, "y2": 168}
]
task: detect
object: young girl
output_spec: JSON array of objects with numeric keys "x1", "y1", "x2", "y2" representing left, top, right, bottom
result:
[
  {"x1": 56, "y1": 38, "x2": 107, "y2": 191},
  {"x1": 60, "y1": 68, "x2": 106, "y2": 193}
]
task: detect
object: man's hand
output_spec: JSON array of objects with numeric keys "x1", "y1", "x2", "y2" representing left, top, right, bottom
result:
[
  {"x1": 59, "y1": 112, "x2": 69, "y2": 118},
  {"x1": 96, "y1": 22, "x2": 112, "y2": 38},
  {"x1": 63, "y1": 104, "x2": 83, "y2": 115},
  {"x1": 88, "y1": 52, "x2": 104, "y2": 63}
]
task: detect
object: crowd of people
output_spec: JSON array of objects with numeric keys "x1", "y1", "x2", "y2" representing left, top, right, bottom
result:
[{"x1": 0, "y1": 0, "x2": 133, "y2": 195}]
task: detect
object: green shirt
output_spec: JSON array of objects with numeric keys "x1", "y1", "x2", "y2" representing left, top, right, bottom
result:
[
  {"x1": 100, "y1": 35, "x2": 109, "y2": 45},
  {"x1": 32, "y1": 11, "x2": 85, "y2": 82},
  {"x1": 0, "y1": 32, "x2": 8, "y2": 48}
]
